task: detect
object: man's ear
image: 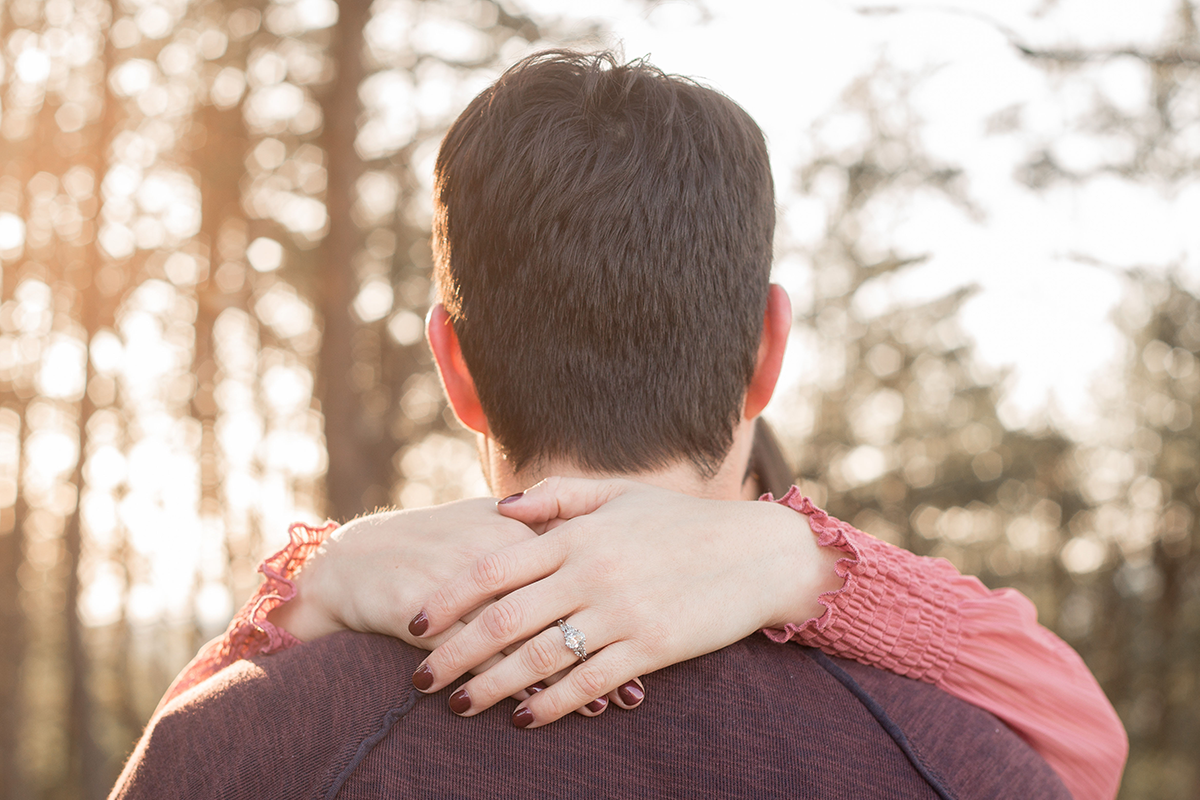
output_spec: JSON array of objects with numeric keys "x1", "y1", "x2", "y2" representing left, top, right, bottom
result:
[
  {"x1": 744, "y1": 284, "x2": 792, "y2": 420},
  {"x1": 426, "y1": 303, "x2": 489, "y2": 435}
]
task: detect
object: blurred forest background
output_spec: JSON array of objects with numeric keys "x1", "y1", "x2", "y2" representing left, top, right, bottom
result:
[{"x1": 0, "y1": 0, "x2": 1195, "y2": 798}]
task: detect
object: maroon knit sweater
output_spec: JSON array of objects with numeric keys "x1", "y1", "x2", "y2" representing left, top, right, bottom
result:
[{"x1": 111, "y1": 631, "x2": 1070, "y2": 799}]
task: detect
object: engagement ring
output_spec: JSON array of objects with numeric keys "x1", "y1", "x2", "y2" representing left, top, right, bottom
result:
[{"x1": 557, "y1": 619, "x2": 588, "y2": 661}]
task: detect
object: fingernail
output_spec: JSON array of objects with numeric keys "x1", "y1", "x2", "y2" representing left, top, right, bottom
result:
[
  {"x1": 412, "y1": 664, "x2": 434, "y2": 691},
  {"x1": 408, "y1": 611, "x2": 429, "y2": 637},
  {"x1": 498, "y1": 491, "x2": 524, "y2": 505},
  {"x1": 524, "y1": 682, "x2": 547, "y2": 695},
  {"x1": 449, "y1": 688, "x2": 471, "y2": 715},
  {"x1": 586, "y1": 697, "x2": 607, "y2": 713},
  {"x1": 617, "y1": 682, "x2": 644, "y2": 705},
  {"x1": 512, "y1": 707, "x2": 534, "y2": 728}
]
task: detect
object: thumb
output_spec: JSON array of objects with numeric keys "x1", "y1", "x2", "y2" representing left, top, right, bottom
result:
[{"x1": 495, "y1": 476, "x2": 638, "y2": 525}]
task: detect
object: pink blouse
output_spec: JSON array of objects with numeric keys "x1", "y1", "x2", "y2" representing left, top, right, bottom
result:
[{"x1": 159, "y1": 490, "x2": 1127, "y2": 800}]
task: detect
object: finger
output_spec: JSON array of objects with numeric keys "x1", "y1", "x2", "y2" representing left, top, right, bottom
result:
[
  {"x1": 513, "y1": 679, "x2": 611, "y2": 718},
  {"x1": 608, "y1": 677, "x2": 646, "y2": 709},
  {"x1": 522, "y1": 664, "x2": 608, "y2": 718},
  {"x1": 405, "y1": 604, "x2": 486, "y2": 651},
  {"x1": 433, "y1": 617, "x2": 591, "y2": 712},
  {"x1": 411, "y1": 533, "x2": 571, "y2": 638},
  {"x1": 466, "y1": 651, "x2": 505, "y2": 677},
  {"x1": 494, "y1": 475, "x2": 636, "y2": 525},
  {"x1": 511, "y1": 643, "x2": 638, "y2": 729},
  {"x1": 575, "y1": 695, "x2": 609, "y2": 717},
  {"x1": 495, "y1": 644, "x2": 550, "y2": 704},
  {"x1": 412, "y1": 619, "x2": 465, "y2": 651},
  {"x1": 412, "y1": 582, "x2": 573, "y2": 693},
  {"x1": 512, "y1": 679, "x2": 548, "y2": 704}
]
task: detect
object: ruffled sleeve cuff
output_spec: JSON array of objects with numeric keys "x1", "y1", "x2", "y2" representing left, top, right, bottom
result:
[
  {"x1": 156, "y1": 520, "x2": 338, "y2": 711},
  {"x1": 758, "y1": 486, "x2": 962, "y2": 685}
]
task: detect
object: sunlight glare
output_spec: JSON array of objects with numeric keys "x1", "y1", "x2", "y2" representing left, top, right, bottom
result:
[
  {"x1": 0, "y1": 213, "x2": 26, "y2": 251},
  {"x1": 36, "y1": 337, "x2": 87, "y2": 400},
  {"x1": 211, "y1": 67, "x2": 247, "y2": 108},
  {"x1": 194, "y1": 582, "x2": 233, "y2": 632},
  {"x1": 136, "y1": 6, "x2": 174, "y2": 39},
  {"x1": 83, "y1": 446, "x2": 127, "y2": 492},
  {"x1": 246, "y1": 237, "x2": 283, "y2": 272},
  {"x1": 246, "y1": 82, "x2": 306, "y2": 128},
  {"x1": 356, "y1": 70, "x2": 417, "y2": 159},
  {"x1": 839, "y1": 445, "x2": 888, "y2": 488},
  {"x1": 355, "y1": 171, "x2": 398, "y2": 224},
  {"x1": 25, "y1": 429, "x2": 78, "y2": 482},
  {"x1": 217, "y1": 411, "x2": 263, "y2": 466},
  {"x1": 352, "y1": 276, "x2": 393, "y2": 323},
  {"x1": 14, "y1": 49, "x2": 51, "y2": 84},
  {"x1": 126, "y1": 583, "x2": 161, "y2": 625},
  {"x1": 89, "y1": 330, "x2": 124, "y2": 375},
  {"x1": 135, "y1": 173, "x2": 174, "y2": 214},
  {"x1": 110, "y1": 59, "x2": 156, "y2": 97},
  {"x1": 81, "y1": 492, "x2": 118, "y2": 545},
  {"x1": 263, "y1": 429, "x2": 324, "y2": 476},
  {"x1": 411, "y1": 18, "x2": 489, "y2": 63},
  {"x1": 262, "y1": 365, "x2": 311, "y2": 413},
  {"x1": 126, "y1": 438, "x2": 172, "y2": 493},
  {"x1": 254, "y1": 283, "x2": 314, "y2": 339},
  {"x1": 79, "y1": 564, "x2": 125, "y2": 628},
  {"x1": 387, "y1": 309, "x2": 424, "y2": 346}
]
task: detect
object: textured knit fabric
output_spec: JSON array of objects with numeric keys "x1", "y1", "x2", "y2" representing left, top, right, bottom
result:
[
  {"x1": 110, "y1": 631, "x2": 1070, "y2": 800},
  {"x1": 153, "y1": 491, "x2": 1127, "y2": 800}
]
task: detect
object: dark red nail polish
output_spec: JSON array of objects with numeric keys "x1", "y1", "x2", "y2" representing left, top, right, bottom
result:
[
  {"x1": 498, "y1": 491, "x2": 524, "y2": 504},
  {"x1": 408, "y1": 611, "x2": 429, "y2": 637},
  {"x1": 412, "y1": 664, "x2": 434, "y2": 691},
  {"x1": 512, "y1": 707, "x2": 534, "y2": 728},
  {"x1": 617, "y1": 682, "x2": 644, "y2": 705},
  {"x1": 525, "y1": 682, "x2": 547, "y2": 695},
  {"x1": 586, "y1": 697, "x2": 607, "y2": 713},
  {"x1": 449, "y1": 688, "x2": 471, "y2": 715}
]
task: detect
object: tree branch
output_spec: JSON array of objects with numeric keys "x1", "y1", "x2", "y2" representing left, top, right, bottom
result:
[{"x1": 852, "y1": 4, "x2": 1200, "y2": 66}]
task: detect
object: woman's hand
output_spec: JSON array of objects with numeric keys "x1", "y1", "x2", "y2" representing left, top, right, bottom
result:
[
  {"x1": 265, "y1": 498, "x2": 641, "y2": 714},
  {"x1": 407, "y1": 477, "x2": 843, "y2": 728},
  {"x1": 268, "y1": 499, "x2": 536, "y2": 650}
]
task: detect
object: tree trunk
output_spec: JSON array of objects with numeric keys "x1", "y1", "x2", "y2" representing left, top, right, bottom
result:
[
  {"x1": 61, "y1": 4, "x2": 119, "y2": 793},
  {"x1": 316, "y1": 0, "x2": 382, "y2": 520},
  {"x1": 0, "y1": 405, "x2": 28, "y2": 800}
]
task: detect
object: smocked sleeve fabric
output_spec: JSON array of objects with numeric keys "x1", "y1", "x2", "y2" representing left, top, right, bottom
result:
[
  {"x1": 762, "y1": 487, "x2": 1127, "y2": 800},
  {"x1": 154, "y1": 520, "x2": 337, "y2": 714}
]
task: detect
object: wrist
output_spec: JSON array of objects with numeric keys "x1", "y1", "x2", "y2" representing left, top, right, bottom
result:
[
  {"x1": 264, "y1": 554, "x2": 341, "y2": 642},
  {"x1": 756, "y1": 500, "x2": 843, "y2": 630}
]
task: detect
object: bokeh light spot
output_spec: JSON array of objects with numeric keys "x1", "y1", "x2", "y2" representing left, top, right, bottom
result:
[
  {"x1": 0, "y1": 213, "x2": 27, "y2": 250},
  {"x1": 15, "y1": 49, "x2": 51, "y2": 84},
  {"x1": 352, "y1": 277, "x2": 393, "y2": 323},
  {"x1": 246, "y1": 237, "x2": 283, "y2": 272}
]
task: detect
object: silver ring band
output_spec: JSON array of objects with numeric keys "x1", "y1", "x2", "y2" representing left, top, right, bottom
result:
[{"x1": 556, "y1": 619, "x2": 588, "y2": 661}]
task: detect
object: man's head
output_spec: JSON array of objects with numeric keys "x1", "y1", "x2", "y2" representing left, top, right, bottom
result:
[{"x1": 427, "y1": 50, "x2": 786, "y2": 488}]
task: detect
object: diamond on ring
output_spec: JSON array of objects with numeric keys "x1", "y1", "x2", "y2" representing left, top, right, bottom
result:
[{"x1": 557, "y1": 619, "x2": 588, "y2": 661}]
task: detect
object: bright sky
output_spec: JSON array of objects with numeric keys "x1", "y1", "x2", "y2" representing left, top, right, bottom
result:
[{"x1": 534, "y1": 0, "x2": 1198, "y2": 432}]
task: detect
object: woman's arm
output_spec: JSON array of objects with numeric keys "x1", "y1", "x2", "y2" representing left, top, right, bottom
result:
[
  {"x1": 153, "y1": 500, "x2": 641, "y2": 716},
  {"x1": 410, "y1": 479, "x2": 1125, "y2": 800},
  {"x1": 765, "y1": 488, "x2": 1127, "y2": 800},
  {"x1": 157, "y1": 481, "x2": 1126, "y2": 800},
  {"x1": 155, "y1": 500, "x2": 538, "y2": 710}
]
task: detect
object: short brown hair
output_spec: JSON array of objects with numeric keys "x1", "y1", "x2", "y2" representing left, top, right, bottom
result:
[{"x1": 432, "y1": 50, "x2": 775, "y2": 476}]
